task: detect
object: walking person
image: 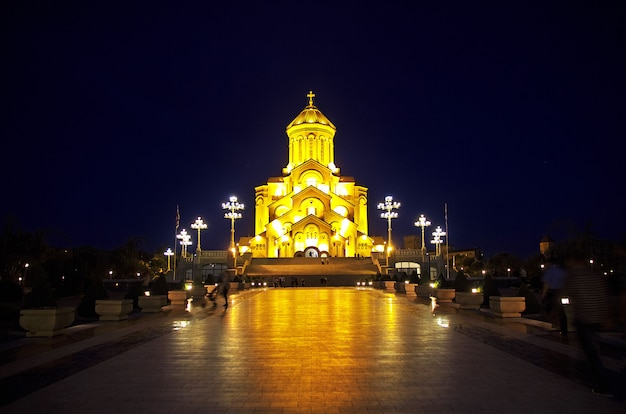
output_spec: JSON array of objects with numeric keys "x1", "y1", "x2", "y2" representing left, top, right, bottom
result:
[
  {"x1": 541, "y1": 257, "x2": 568, "y2": 336},
  {"x1": 206, "y1": 283, "x2": 219, "y2": 308},
  {"x1": 220, "y1": 274, "x2": 231, "y2": 308},
  {"x1": 564, "y1": 252, "x2": 613, "y2": 397}
]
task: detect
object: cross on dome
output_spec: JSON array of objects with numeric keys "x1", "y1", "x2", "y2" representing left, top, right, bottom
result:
[{"x1": 307, "y1": 90, "x2": 315, "y2": 107}]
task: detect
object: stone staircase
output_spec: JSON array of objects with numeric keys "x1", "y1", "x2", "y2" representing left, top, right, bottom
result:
[{"x1": 242, "y1": 257, "x2": 380, "y2": 286}]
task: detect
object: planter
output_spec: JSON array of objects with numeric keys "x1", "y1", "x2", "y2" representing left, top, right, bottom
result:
[
  {"x1": 19, "y1": 306, "x2": 75, "y2": 337},
  {"x1": 434, "y1": 288, "x2": 455, "y2": 303},
  {"x1": 454, "y1": 292, "x2": 483, "y2": 310},
  {"x1": 138, "y1": 295, "x2": 167, "y2": 313},
  {"x1": 416, "y1": 284, "x2": 433, "y2": 298},
  {"x1": 371, "y1": 281, "x2": 384, "y2": 289},
  {"x1": 168, "y1": 290, "x2": 188, "y2": 307},
  {"x1": 394, "y1": 282, "x2": 417, "y2": 296},
  {"x1": 95, "y1": 299, "x2": 134, "y2": 321},
  {"x1": 489, "y1": 296, "x2": 526, "y2": 317},
  {"x1": 187, "y1": 286, "x2": 207, "y2": 305},
  {"x1": 383, "y1": 281, "x2": 396, "y2": 290}
]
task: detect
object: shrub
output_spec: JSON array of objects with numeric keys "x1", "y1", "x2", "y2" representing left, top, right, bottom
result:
[
  {"x1": 518, "y1": 282, "x2": 543, "y2": 314},
  {"x1": 482, "y1": 275, "x2": 501, "y2": 307},
  {"x1": 124, "y1": 281, "x2": 144, "y2": 310},
  {"x1": 77, "y1": 278, "x2": 109, "y2": 318},
  {"x1": 22, "y1": 266, "x2": 56, "y2": 309},
  {"x1": 435, "y1": 274, "x2": 452, "y2": 289},
  {"x1": 0, "y1": 279, "x2": 23, "y2": 303},
  {"x1": 150, "y1": 273, "x2": 169, "y2": 296},
  {"x1": 453, "y1": 272, "x2": 471, "y2": 292}
]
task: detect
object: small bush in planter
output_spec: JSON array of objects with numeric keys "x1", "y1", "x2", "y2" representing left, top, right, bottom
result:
[
  {"x1": 434, "y1": 274, "x2": 452, "y2": 289},
  {"x1": 77, "y1": 278, "x2": 109, "y2": 318},
  {"x1": 482, "y1": 275, "x2": 501, "y2": 307},
  {"x1": 518, "y1": 282, "x2": 543, "y2": 314},
  {"x1": 150, "y1": 273, "x2": 169, "y2": 296},
  {"x1": 0, "y1": 278, "x2": 23, "y2": 303},
  {"x1": 409, "y1": 271, "x2": 421, "y2": 284},
  {"x1": 22, "y1": 265, "x2": 56, "y2": 309},
  {"x1": 453, "y1": 272, "x2": 471, "y2": 292},
  {"x1": 124, "y1": 281, "x2": 144, "y2": 310}
]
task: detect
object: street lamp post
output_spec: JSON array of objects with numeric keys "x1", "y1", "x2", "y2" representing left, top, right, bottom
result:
[
  {"x1": 378, "y1": 195, "x2": 400, "y2": 267},
  {"x1": 431, "y1": 225, "x2": 446, "y2": 257},
  {"x1": 222, "y1": 196, "x2": 244, "y2": 273},
  {"x1": 164, "y1": 248, "x2": 174, "y2": 271},
  {"x1": 431, "y1": 226, "x2": 446, "y2": 279},
  {"x1": 177, "y1": 229, "x2": 192, "y2": 258},
  {"x1": 414, "y1": 214, "x2": 431, "y2": 260},
  {"x1": 191, "y1": 217, "x2": 208, "y2": 253}
]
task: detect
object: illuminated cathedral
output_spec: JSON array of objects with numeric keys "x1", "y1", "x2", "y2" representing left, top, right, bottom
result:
[{"x1": 240, "y1": 92, "x2": 377, "y2": 259}]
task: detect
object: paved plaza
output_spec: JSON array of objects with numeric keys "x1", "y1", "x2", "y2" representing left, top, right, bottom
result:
[{"x1": 0, "y1": 288, "x2": 624, "y2": 413}]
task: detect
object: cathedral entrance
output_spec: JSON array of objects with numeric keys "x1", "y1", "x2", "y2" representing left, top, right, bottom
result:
[{"x1": 303, "y1": 246, "x2": 320, "y2": 258}]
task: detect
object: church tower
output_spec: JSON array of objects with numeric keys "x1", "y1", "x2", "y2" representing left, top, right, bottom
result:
[{"x1": 246, "y1": 92, "x2": 374, "y2": 258}]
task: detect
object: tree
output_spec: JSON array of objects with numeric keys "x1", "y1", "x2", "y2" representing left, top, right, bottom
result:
[
  {"x1": 109, "y1": 237, "x2": 152, "y2": 279},
  {"x1": 0, "y1": 219, "x2": 50, "y2": 286},
  {"x1": 453, "y1": 254, "x2": 485, "y2": 277},
  {"x1": 486, "y1": 252, "x2": 523, "y2": 277}
]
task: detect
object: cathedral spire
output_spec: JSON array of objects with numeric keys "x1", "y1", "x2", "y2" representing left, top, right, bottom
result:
[{"x1": 307, "y1": 90, "x2": 315, "y2": 107}]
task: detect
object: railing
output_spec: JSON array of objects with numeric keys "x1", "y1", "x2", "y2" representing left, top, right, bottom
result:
[
  {"x1": 197, "y1": 250, "x2": 228, "y2": 258},
  {"x1": 396, "y1": 249, "x2": 421, "y2": 257}
]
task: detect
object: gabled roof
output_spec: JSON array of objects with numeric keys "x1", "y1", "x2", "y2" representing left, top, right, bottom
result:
[{"x1": 291, "y1": 214, "x2": 333, "y2": 233}]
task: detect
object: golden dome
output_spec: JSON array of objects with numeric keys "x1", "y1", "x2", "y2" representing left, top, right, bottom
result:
[{"x1": 286, "y1": 91, "x2": 336, "y2": 130}]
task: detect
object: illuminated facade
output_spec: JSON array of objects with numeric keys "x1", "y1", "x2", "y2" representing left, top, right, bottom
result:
[{"x1": 243, "y1": 92, "x2": 375, "y2": 258}]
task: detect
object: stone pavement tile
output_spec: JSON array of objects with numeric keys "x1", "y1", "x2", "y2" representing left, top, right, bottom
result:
[{"x1": 0, "y1": 288, "x2": 624, "y2": 413}]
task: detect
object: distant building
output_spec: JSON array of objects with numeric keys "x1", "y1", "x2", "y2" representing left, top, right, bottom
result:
[{"x1": 539, "y1": 235, "x2": 555, "y2": 256}]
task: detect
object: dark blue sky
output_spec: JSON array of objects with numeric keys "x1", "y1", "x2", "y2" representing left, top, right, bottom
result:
[{"x1": 2, "y1": 1, "x2": 625, "y2": 259}]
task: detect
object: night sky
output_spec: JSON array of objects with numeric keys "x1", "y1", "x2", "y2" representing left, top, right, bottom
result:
[{"x1": 2, "y1": 2, "x2": 625, "y2": 259}]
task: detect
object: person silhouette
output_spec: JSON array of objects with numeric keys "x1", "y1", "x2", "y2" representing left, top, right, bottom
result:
[
  {"x1": 564, "y1": 254, "x2": 612, "y2": 397},
  {"x1": 541, "y1": 257, "x2": 568, "y2": 336},
  {"x1": 220, "y1": 274, "x2": 231, "y2": 308}
]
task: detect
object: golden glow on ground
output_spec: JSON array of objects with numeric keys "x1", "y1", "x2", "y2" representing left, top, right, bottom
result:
[{"x1": 169, "y1": 288, "x2": 460, "y2": 411}]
